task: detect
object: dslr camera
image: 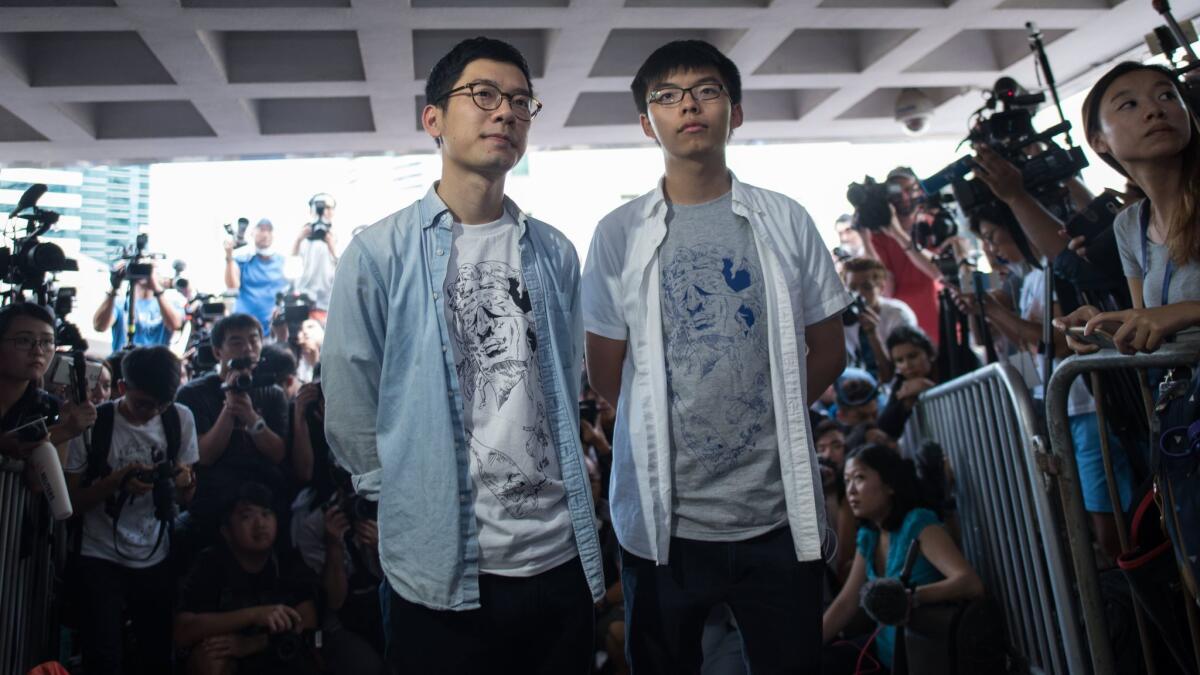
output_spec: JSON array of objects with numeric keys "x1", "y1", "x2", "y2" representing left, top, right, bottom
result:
[
  {"x1": 307, "y1": 193, "x2": 336, "y2": 242},
  {"x1": 223, "y1": 217, "x2": 250, "y2": 249},
  {"x1": 220, "y1": 356, "x2": 281, "y2": 394},
  {"x1": 131, "y1": 459, "x2": 179, "y2": 522},
  {"x1": 841, "y1": 294, "x2": 868, "y2": 327}
]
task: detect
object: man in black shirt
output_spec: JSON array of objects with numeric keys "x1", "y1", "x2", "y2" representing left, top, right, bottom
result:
[
  {"x1": 175, "y1": 313, "x2": 288, "y2": 561},
  {"x1": 175, "y1": 482, "x2": 319, "y2": 675}
]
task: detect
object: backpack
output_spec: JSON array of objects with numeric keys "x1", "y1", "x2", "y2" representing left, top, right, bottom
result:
[{"x1": 82, "y1": 400, "x2": 181, "y2": 486}]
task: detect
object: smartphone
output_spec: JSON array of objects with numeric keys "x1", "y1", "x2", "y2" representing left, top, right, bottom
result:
[
  {"x1": 10, "y1": 417, "x2": 48, "y2": 443},
  {"x1": 84, "y1": 361, "x2": 103, "y2": 390},
  {"x1": 1066, "y1": 326, "x2": 1116, "y2": 350},
  {"x1": 47, "y1": 353, "x2": 74, "y2": 388}
]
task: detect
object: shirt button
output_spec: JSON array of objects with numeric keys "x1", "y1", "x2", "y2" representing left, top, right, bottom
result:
[
  {"x1": 432, "y1": 291, "x2": 440, "y2": 300},
  {"x1": 436, "y1": 248, "x2": 445, "y2": 256},
  {"x1": 442, "y1": 345, "x2": 448, "y2": 353}
]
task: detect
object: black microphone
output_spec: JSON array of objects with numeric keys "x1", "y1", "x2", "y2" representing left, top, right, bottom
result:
[
  {"x1": 859, "y1": 539, "x2": 923, "y2": 626},
  {"x1": 9, "y1": 183, "x2": 47, "y2": 218}
]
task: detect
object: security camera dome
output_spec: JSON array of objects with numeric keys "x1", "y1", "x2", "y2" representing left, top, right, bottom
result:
[{"x1": 895, "y1": 88, "x2": 935, "y2": 136}]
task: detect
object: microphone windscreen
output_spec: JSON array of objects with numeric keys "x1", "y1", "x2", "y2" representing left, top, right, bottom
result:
[{"x1": 860, "y1": 577, "x2": 910, "y2": 626}]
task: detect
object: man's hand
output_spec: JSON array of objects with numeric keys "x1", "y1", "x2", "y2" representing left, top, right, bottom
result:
[
  {"x1": 253, "y1": 604, "x2": 304, "y2": 634},
  {"x1": 118, "y1": 463, "x2": 156, "y2": 496},
  {"x1": 223, "y1": 239, "x2": 235, "y2": 257},
  {"x1": 323, "y1": 504, "x2": 350, "y2": 547},
  {"x1": 859, "y1": 305, "x2": 881, "y2": 335},
  {"x1": 353, "y1": 519, "x2": 379, "y2": 551},
  {"x1": 1063, "y1": 230, "x2": 1089, "y2": 261},
  {"x1": 294, "y1": 384, "x2": 320, "y2": 427},
  {"x1": 59, "y1": 399, "x2": 97, "y2": 437},
  {"x1": 200, "y1": 634, "x2": 261, "y2": 660},
  {"x1": 972, "y1": 146, "x2": 1026, "y2": 204},
  {"x1": 109, "y1": 262, "x2": 126, "y2": 291},
  {"x1": 1053, "y1": 305, "x2": 1102, "y2": 354}
]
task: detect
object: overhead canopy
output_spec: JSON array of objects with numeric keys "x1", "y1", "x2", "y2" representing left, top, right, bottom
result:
[{"x1": 0, "y1": 0, "x2": 1195, "y2": 165}]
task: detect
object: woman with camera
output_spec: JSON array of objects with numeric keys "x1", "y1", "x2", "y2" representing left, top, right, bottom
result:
[{"x1": 1056, "y1": 62, "x2": 1200, "y2": 354}]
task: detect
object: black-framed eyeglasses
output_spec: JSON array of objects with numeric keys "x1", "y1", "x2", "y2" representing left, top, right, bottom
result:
[
  {"x1": 648, "y1": 83, "x2": 727, "y2": 107},
  {"x1": 1, "y1": 336, "x2": 55, "y2": 352},
  {"x1": 439, "y1": 82, "x2": 543, "y2": 121}
]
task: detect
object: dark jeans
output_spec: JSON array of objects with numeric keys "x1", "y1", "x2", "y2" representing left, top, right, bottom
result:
[
  {"x1": 621, "y1": 527, "x2": 824, "y2": 675},
  {"x1": 384, "y1": 557, "x2": 593, "y2": 675},
  {"x1": 76, "y1": 555, "x2": 175, "y2": 675}
]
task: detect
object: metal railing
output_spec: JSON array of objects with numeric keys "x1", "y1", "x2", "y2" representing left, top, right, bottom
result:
[
  {"x1": 912, "y1": 362, "x2": 1088, "y2": 675},
  {"x1": 0, "y1": 460, "x2": 57, "y2": 675},
  {"x1": 1046, "y1": 342, "x2": 1200, "y2": 675}
]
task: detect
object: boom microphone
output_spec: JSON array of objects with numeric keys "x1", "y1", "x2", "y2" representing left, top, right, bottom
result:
[{"x1": 9, "y1": 183, "x2": 47, "y2": 219}]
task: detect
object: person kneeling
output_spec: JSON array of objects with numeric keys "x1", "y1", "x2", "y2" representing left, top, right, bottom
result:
[{"x1": 175, "y1": 482, "x2": 319, "y2": 675}]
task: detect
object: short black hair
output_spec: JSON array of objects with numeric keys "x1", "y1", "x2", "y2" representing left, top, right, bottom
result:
[
  {"x1": 221, "y1": 481, "x2": 275, "y2": 526},
  {"x1": 121, "y1": 346, "x2": 181, "y2": 404},
  {"x1": 260, "y1": 343, "x2": 297, "y2": 384},
  {"x1": 631, "y1": 40, "x2": 742, "y2": 116},
  {"x1": 105, "y1": 351, "x2": 126, "y2": 385},
  {"x1": 967, "y1": 201, "x2": 1040, "y2": 267},
  {"x1": 846, "y1": 443, "x2": 923, "y2": 532},
  {"x1": 814, "y1": 418, "x2": 846, "y2": 443},
  {"x1": 0, "y1": 303, "x2": 54, "y2": 340},
  {"x1": 424, "y1": 36, "x2": 533, "y2": 147},
  {"x1": 886, "y1": 325, "x2": 935, "y2": 360},
  {"x1": 211, "y1": 313, "x2": 262, "y2": 351}
]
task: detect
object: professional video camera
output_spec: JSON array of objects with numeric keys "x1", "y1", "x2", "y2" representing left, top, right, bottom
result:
[
  {"x1": 846, "y1": 176, "x2": 960, "y2": 251},
  {"x1": 2, "y1": 184, "x2": 79, "y2": 305},
  {"x1": 114, "y1": 233, "x2": 165, "y2": 283},
  {"x1": 920, "y1": 77, "x2": 1088, "y2": 222},
  {"x1": 307, "y1": 193, "x2": 336, "y2": 242},
  {"x1": 181, "y1": 292, "x2": 229, "y2": 376},
  {"x1": 223, "y1": 217, "x2": 250, "y2": 249},
  {"x1": 220, "y1": 356, "x2": 283, "y2": 394}
]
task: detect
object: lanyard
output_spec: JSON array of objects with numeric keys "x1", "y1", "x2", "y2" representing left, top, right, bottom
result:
[{"x1": 1140, "y1": 200, "x2": 1175, "y2": 307}]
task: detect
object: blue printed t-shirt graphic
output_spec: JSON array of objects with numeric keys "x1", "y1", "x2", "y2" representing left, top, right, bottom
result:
[
  {"x1": 112, "y1": 296, "x2": 177, "y2": 352},
  {"x1": 235, "y1": 253, "x2": 288, "y2": 331},
  {"x1": 659, "y1": 192, "x2": 787, "y2": 541},
  {"x1": 443, "y1": 216, "x2": 575, "y2": 577}
]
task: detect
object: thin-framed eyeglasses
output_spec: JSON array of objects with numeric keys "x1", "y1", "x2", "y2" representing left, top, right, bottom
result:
[
  {"x1": 648, "y1": 83, "x2": 727, "y2": 107},
  {"x1": 439, "y1": 82, "x2": 543, "y2": 121},
  {"x1": 1, "y1": 336, "x2": 55, "y2": 352}
]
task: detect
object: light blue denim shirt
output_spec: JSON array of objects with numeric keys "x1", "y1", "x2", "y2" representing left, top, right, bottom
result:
[{"x1": 322, "y1": 184, "x2": 604, "y2": 610}]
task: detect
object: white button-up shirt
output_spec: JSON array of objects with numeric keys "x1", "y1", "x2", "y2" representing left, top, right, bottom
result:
[{"x1": 582, "y1": 174, "x2": 852, "y2": 563}]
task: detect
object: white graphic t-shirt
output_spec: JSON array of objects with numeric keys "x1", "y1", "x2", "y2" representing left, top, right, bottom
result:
[
  {"x1": 66, "y1": 402, "x2": 200, "y2": 568},
  {"x1": 443, "y1": 214, "x2": 576, "y2": 577}
]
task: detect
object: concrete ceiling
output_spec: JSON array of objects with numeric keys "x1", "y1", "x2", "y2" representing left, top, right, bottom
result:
[{"x1": 0, "y1": 0, "x2": 1196, "y2": 165}]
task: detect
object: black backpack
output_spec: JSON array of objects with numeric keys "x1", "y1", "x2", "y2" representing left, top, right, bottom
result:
[{"x1": 83, "y1": 400, "x2": 181, "y2": 485}]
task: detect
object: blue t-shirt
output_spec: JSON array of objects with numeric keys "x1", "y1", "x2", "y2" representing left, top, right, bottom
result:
[
  {"x1": 235, "y1": 253, "x2": 288, "y2": 331},
  {"x1": 856, "y1": 507, "x2": 945, "y2": 669},
  {"x1": 111, "y1": 296, "x2": 179, "y2": 352}
]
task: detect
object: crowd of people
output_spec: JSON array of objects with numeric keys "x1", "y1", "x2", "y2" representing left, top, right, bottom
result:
[{"x1": 0, "y1": 29, "x2": 1196, "y2": 675}]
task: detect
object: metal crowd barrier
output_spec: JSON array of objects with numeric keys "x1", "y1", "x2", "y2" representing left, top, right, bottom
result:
[
  {"x1": 911, "y1": 362, "x2": 1088, "y2": 675},
  {"x1": 1047, "y1": 343, "x2": 1200, "y2": 675},
  {"x1": 0, "y1": 460, "x2": 57, "y2": 675}
]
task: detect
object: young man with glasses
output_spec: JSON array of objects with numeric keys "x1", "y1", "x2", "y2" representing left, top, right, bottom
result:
[
  {"x1": 322, "y1": 37, "x2": 603, "y2": 674},
  {"x1": 65, "y1": 345, "x2": 199, "y2": 675},
  {"x1": 583, "y1": 40, "x2": 850, "y2": 673}
]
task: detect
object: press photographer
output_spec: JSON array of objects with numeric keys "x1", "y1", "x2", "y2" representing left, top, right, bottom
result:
[
  {"x1": 840, "y1": 257, "x2": 919, "y2": 382},
  {"x1": 225, "y1": 218, "x2": 289, "y2": 335},
  {"x1": 93, "y1": 234, "x2": 183, "y2": 352},
  {"x1": 174, "y1": 313, "x2": 289, "y2": 562},
  {"x1": 848, "y1": 167, "x2": 958, "y2": 341},
  {"x1": 64, "y1": 345, "x2": 199, "y2": 675},
  {"x1": 292, "y1": 193, "x2": 338, "y2": 323}
]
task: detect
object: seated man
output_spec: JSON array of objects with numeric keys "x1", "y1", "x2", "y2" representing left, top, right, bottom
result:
[
  {"x1": 175, "y1": 482, "x2": 319, "y2": 675},
  {"x1": 66, "y1": 346, "x2": 199, "y2": 675}
]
